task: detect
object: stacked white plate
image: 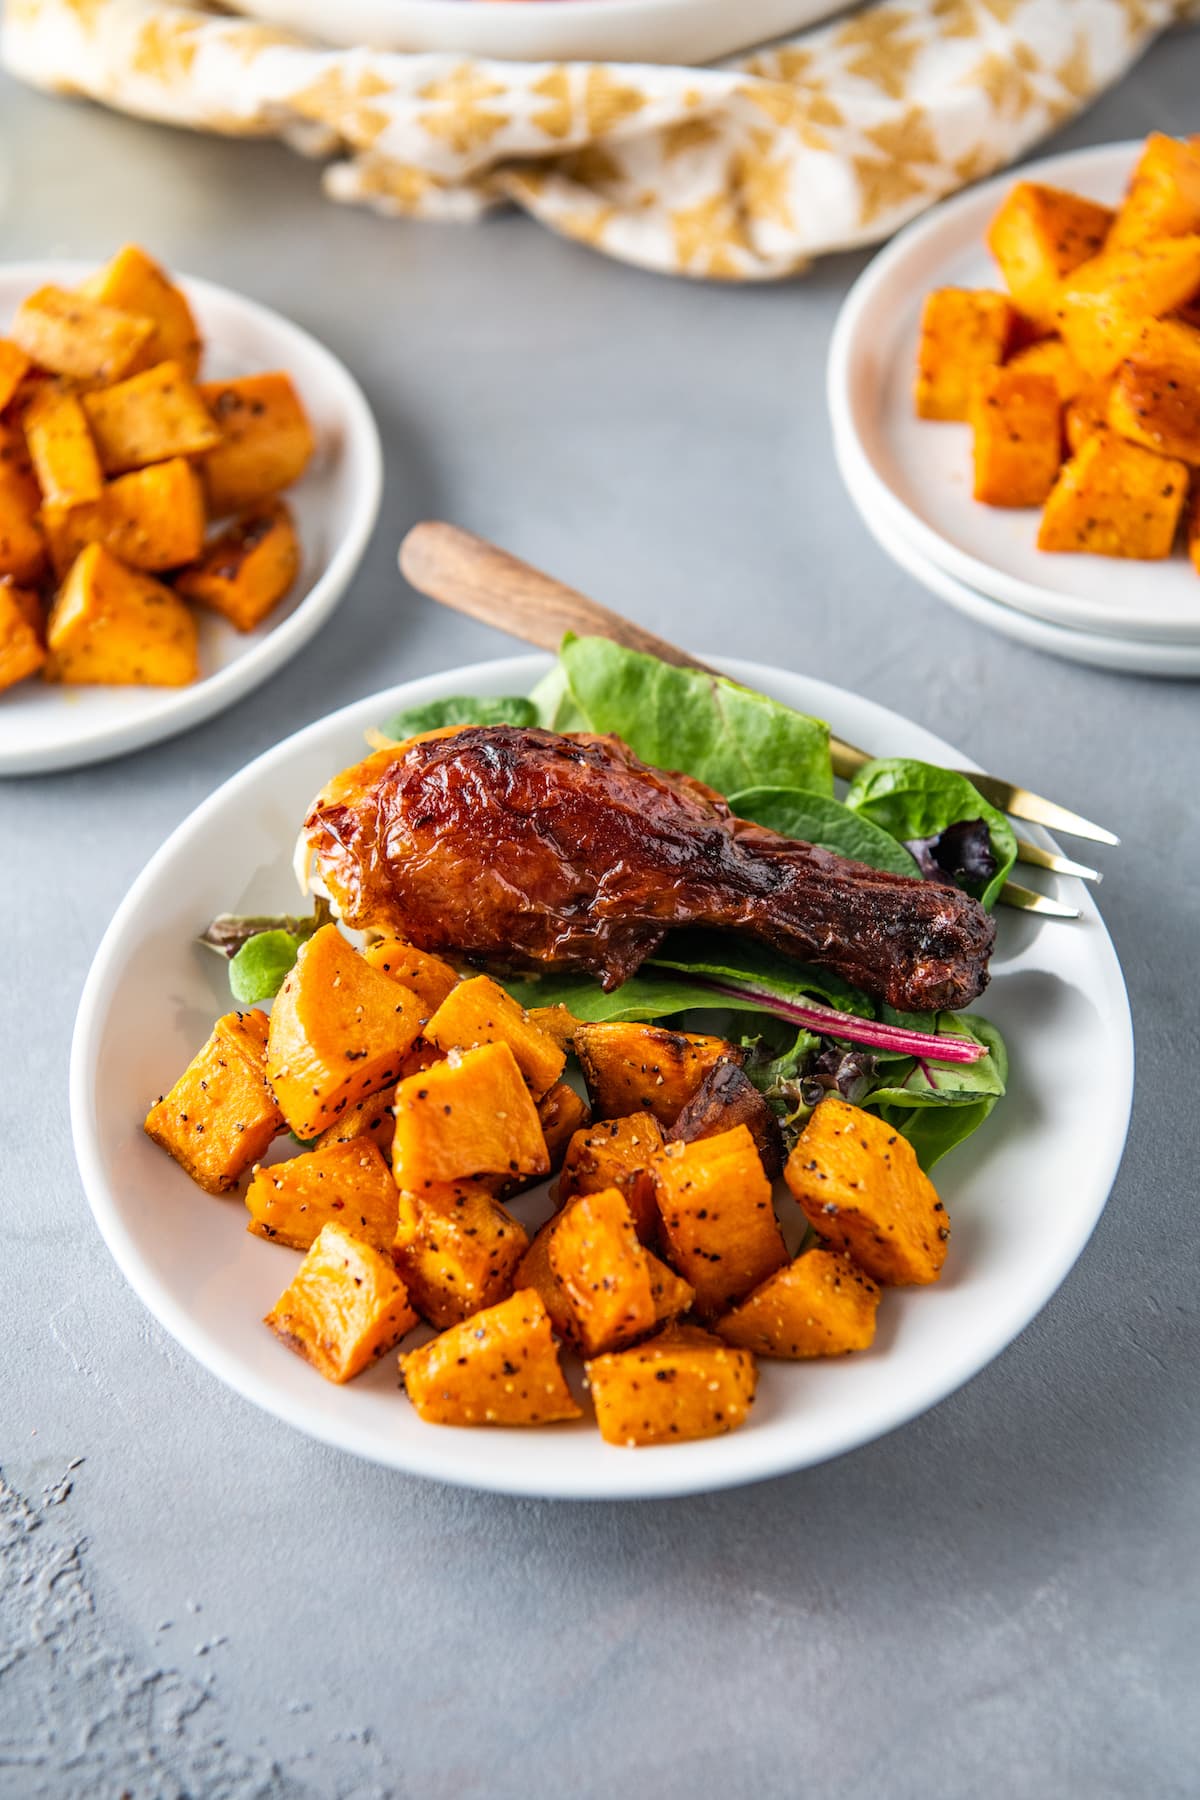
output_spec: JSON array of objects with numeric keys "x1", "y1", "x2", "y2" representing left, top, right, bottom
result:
[{"x1": 828, "y1": 141, "x2": 1200, "y2": 679}]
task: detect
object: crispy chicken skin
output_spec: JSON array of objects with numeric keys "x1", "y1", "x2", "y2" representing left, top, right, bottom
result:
[{"x1": 302, "y1": 726, "x2": 995, "y2": 1013}]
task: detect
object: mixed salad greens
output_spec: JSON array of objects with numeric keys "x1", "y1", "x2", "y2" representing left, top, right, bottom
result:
[{"x1": 206, "y1": 638, "x2": 1010, "y2": 1170}]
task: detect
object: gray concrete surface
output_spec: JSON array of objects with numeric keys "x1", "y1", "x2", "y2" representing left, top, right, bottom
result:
[{"x1": 3, "y1": 35, "x2": 1199, "y2": 1799}]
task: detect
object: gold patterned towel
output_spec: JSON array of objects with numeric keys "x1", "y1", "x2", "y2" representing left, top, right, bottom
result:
[{"x1": 2, "y1": 0, "x2": 1195, "y2": 279}]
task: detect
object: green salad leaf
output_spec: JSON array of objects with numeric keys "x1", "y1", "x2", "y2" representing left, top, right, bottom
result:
[
  {"x1": 728, "y1": 785, "x2": 921, "y2": 876},
  {"x1": 845, "y1": 758, "x2": 1017, "y2": 910},
  {"x1": 229, "y1": 930, "x2": 301, "y2": 1004},
  {"x1": 377, "y1": 693, "x2": 540, "y2": 740},
  {"x1": 647, "y1": 931, "x2": 875, "y2": 1018}
]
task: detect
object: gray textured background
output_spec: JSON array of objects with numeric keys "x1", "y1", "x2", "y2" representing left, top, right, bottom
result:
[{"x1": 3, "y1": 37, "x2": 1199, "y2": 1799}]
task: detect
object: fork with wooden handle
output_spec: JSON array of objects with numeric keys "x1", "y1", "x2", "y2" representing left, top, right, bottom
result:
[{"x1": 398, "y1": 522, "x2": 1116, "y2": 919}]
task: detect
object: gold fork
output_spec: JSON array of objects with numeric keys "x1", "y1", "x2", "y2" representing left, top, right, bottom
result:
[{"x1": 398, "y1": 522, "x2": 1116, "y2": 919}]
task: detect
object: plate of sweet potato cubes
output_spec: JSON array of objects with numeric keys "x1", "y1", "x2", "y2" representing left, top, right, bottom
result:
[
  {"x1": 829, "y1": 135, "x2": 1200, "y2": 646},
  {"x1": 71, "y1": 652, "x2": 1134, "y2": 1498},
  {"x1": 0, "y1": 248, "x2": 380, "y2": 774}
]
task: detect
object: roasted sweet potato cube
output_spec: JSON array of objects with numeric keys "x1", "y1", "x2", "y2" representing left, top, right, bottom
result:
[
  {"x1": 0, "y1": 341, "x2": 30, "y2": 413},
  {"x1": 647, "y1": 1251, "x2": 694, "y2": 1324},
  {"x1": 401, "y1": 1289, "x2": 582, "y2": 1426},
  {"x1": 144, "y1": 1008, "x2": 283, "y2": 1194},
  {"x1": 24, "y1": 386, "x2": 103, "y2": 508},
  {"x1": 654, "y1": 1124, "x2": 786, "y2": 1316},
  {"x1": 548, "y1": 1188, "x2": 656, "y2": 1355},
  {"x1": 245, "y1": 1137, "x2": 397, "y2": 1253},
  {"x1": 393, "y1": 1179, "x2": 529, "y2": 1328},
  {"x1": 81, "y1": 360, "x2": 220, "y2": 476},
  {"x1": 1037, "y1": 430, "x2": 1188, "y2": 558},
  {"x1": 199, "y1": 373, "x2": 315, "y2": 515},
  {"x1": 914, "y1": 288, "x2": 1015, "y2": 421},
  {"x1": 785, "y1": 1096, "x2": 947, "y2": 1285},
  {"x1": 527, "y1": 1004, "x2": 580, "y2": 1052},
  {"x1": 555, "y1": 1113, "x2": 665, "y2": 1243},
  {"x1": 587, "y1": 1324, "x2": 756, "y2": 1448},
  {"x1": 0, "y1": 580, "x2": 45, "y2": 689},
  {"x1": 45, "y1": 543, "x2": 198, "y2": 686},
  {"x1": 1054, "y1": 236, "x2": 1200, "y2": 377},
  {"x1": 314, "y1": 1088, "x2": 396, "y2": 1159},
  {"x1": 1109, "y1": 133, "x2": 1200, "y2": 250},
  {"x1": 668, "y1": 1058, "x2": 784, "y2": 1180},
  {"x1": 266, "y1": 924, "x2": 424, "y2": 1141},
  {"x1": 423, "y1": 975, "x2": 565, "y2": 1099},
  {"x1": 10, "y1": 285, "x2": 155, "y2": 385},
  {"x1": 1108, "y1": 345, "x2": 1200, "y2": 463},
  {"x1": 717, "y1": 1249, "x2": 880, "y2": 1358},
  {"x1": 391, "y1": 1040, "x2": 550, "y2": 1187},
  {"x1": 986, "y1": 181, "x2": 1113, "y2": 327},
  {"x1": 537, "y1": 1080, "x2": 591, "y2": 1172},
  {"x1": 1065, "y1": 379, "x2": 1113, "y2": 453},
  {"x1": 513, "y1": 1219, "x2": 576, "y2": 1339},
  {"x1": 265, "y1": 1222, "x2": 418, "y2": 1383},
  {"x1": 80, "y1": 245, "x2": 202, "y2": 377},
  {"x1": 361, "y1": 933, "x2": 460, "y2": 1013},
  {"x1": 573, "y1": 1022, "x2": 738, "y2": 1127},
  {"x1": 1007, "y1": 337, "x2": 1087, "y2": 403},
  {"x1": 1189, "y1": 484, "x2": 1200, "y2": 576},
  {"x1": 41, "y1": 456, "x2": 206, "y2": 577},
  {"x1": 174, "y1": 502, "x2": 300, "y2": 633},
  {"x1": 0, "y1": 457, "x2": 47, "y2": 586},
  {"x1": 970, "y1": 367, "x2": 1062, "y2": 506}
]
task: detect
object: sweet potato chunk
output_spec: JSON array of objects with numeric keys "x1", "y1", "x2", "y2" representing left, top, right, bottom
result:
[
  {"x1": 1108, "y1": 133, "x2": 1200, "y2": 250},
  {"x1": 1037, "y1": 430, "x2": 1187, "y2": 558},
  {"x1": 42, "y1": 457, "x2": 206, "y2": 576},
  {"x1": 423, "y1": 976, "x2": 565, "y2": 1100},
  {"x1": 393, "y1": 1179, "x2": 529, "y2": 1328},
  {"x1": 1054, "y1": 236, "x2": 1200, "y2": 377},
  {"x1": 517, "y1": 1209, "x2": 693, "y2": 1343},
  {"x1": 361, "y1": 934, "x2": 460, "y2": 1013},
  {"x1": 0, "y1": 458, "x2": 47, "y2": 586},
  {"x1": 1006, "y1": 337, "x2": 1087, "y2": 403},
  {"x1": 266, "y1": 924, "x2": 424, "y2": 1140},
  {"x1": 144, "y1": 1008, "x2": 283, "y2": 1194},
  {"x1": 245, "y1": 1137, "x2": 397, "y2": 1253},
  {"x1": 401, "y1": 1289, "x2": 582, "y2": 1426},
  {"x1": 81, "y1": 360, "x2": 220, "y2": 476},
  {"x1": 80, "y1": 245, "x2": 202, "y2": 377},
  {"x1": 313, "y1": 1089, "x2": 396, "y2": 1158},
  {"x1": 174, "y1": 502, "x2": 300, "y2": 633},
  {"x1": 654, "y1": 1124, "x2": 786, "y2": 1317},
  {"x1": 537, "y1": 1080, "x2": 591, "y2": 1172},
  {"x1": 1064, "y1": 379, "x2": 1113, "y2": 453},
  {"x1": 668, "y1": 1058, "x2": 784, "y2": 1180},
  {"x1": 527, "y1": 1004, "x2": 580, "y2": 1052},
  {"x1": 548, "y1": 1188, "x2": 656, "y2": 1355},
  {"x1": 0, "y1": 341, "x2": 30, "y2": 413},
  {"x1": 573, "y1": 1022, "x2": 738, "y2": 1127},
  {"x1": 265, "y1": 1223, "x2": 418, "y2": 1383},
  {"x1": 23, "y1": 387, "x2": 103, "y2": 508},
  {"x1": 717, "y1": 1250, "x2": 880, "y2": 1359},
  {"x1": 785, "y1": 1096, "x2": 947, "y2": 1286},
  {"x1": 986, "y1": 182, "x2": 1113, "y2": 327},
  {"x1": 970, "y1": 366, "x2": 1062, "y2": 506},
  {"x1": 10, "y1": 285, "x2": 155, "y2": 385},
  {"x1": 391, "y1": 1041, "x2": 550, "y2": 1187},
  {"x1": 199, "y1": 373, "x2": 315, "y2": 515},
  {"x1": 0, "y1": 581, "x2": 45, "y2": 689},
  {"x1": 587, "y1": 1324, "x2": 756, "y2": 1448},
  {"x1": 914, "y1": 288, "x2": 1015, "y2": 421},
  {"x1": 45, "y1": 543, "x2": 198, "y2": 686},
  {"x1": 555, "y1": 1113, "x2": 665, "y2": 1242},
  {"x1": 1108, "y1": 346, "x2": 1200, "y2": 463}
]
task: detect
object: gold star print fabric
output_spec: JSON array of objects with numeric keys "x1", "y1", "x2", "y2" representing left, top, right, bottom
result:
[{"x1": 3, "y1": 0, "x2": 1196, "y2": 279}]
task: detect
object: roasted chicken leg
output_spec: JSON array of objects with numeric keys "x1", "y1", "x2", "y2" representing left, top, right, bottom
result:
[{"x1": 301, "y1": 726, "x2": 995, "y2": 1012}]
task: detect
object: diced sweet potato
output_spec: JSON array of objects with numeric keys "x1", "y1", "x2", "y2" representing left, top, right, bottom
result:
[
  {"x1": 265, "y1": 1222, "x2": 417, "y2": 1383},
  {"x1": 0, "y1": 456, "x2": 47, "y2": 586},
  {"x1": 1037, "y1": 430, "x2": 1188, "y2": 558},
  {"x1": 987, "y1": 181, "x2": 1113, "y2": 327},
  {"x1": 647, "y1": 1251, "x2": 695, "y2": 1324},
  {"x1": 668, "y1": 1058, "x2": 784, "y2": 1180},
  {"x1": 81, "y1": 360, "x2": 220, "y2": 476},
  {"x1": 1108, "y1": 133, "x2": 1200, "y2": 250},
  {"x1": 654, "y1": 1124, "x2": 786, "y2": 1317},
  {"x1": 0, "y1": 341, "x2": 30, "y2": 413},
  {"x1": 1107, "y1": 344, "x2": 1200, "y2": 463},
  {"x1": 548, "y1": 1187, "x2": 656, "y2": 1355},
  {"x1": 1007, "y1": 337, "x2": 1087, "y2": 403},
  {"x1": 586, "y1": 1324, "x2": 756, "y2": 1447},
  {"x1": 1054, "y1": 236, "x2": 1200, "y2": 377},
  {"x1": 391, "y1": 1040, "x2": 550, "y2": 1187},
  {"x1": 41, "y1": 456, "x2": 206, "y2": 577},
  {"x1": 144, "y1": 1008, "x2": 283, "y2": 1194},
  {"x1": 716, "y1": 1250, "x2": 880, "y2": 1358},
  {"x1": 266, "y1": 924, "x2": 424, "y2": 1141},
  {"x1": 970, "y1": 366, "x2": 1062, "y2": 506},
  {"x1": 80, "y1": 245, "x2": 202, "y2": 377},
  {"x1": 361, "y1": 933, "x2": 460, "y2": 1013},
  {"x1": 914, "y1": 288, "x2": 1015, "y2": 421},
  {"x1": 174, "y1": 502, "x2": 300, "y2": 633},
  {"x1": 1064, "y1": 379, "x2": 1113, "y2": 453},
  {"x1": 1189, "y1": 484, "x2": 1200, "y2": 576},
  {"x1": 44, "y1": 542, "x2": 198, "y2": 686},
  {"x1": 785, "y1": 1096, "x2": 947, "y2": 1286},
  {"x1": 313, "y1": 1088, "x2": 396, "y2": 1159},
  {"x1": 401, "y1": 1289, "x2": 582, "y2": 1426},
  {"x1": 199, "y1": 373, "x2": 315, "y2": 515},
  {"x1": 23, "y1": 386, "x2": 104, "y2": 508},
  {"x1": 518, "y1": 1205, "x2": 693, "y2": 1344},
  {"x1": 555, "y1": 1113, "x2": 665, "y2": 1243},
  {"x1": 0, "y1": 580, "x2": 45, "y2": 689},
  {"x1": 527, "y1": 1004, "x2": 580, "y2": 1051},
  {"x1": 10, "y1": 285, "x2": 155, "y2": 385},
  {"x1": 573, "y1": 1022, "x2": 739, "y2": 1127},
  {"x1": 393, "y1": 1179, "x2": 529, "y2": 1328},
  {"x1": 537, "y1": 1080, "x2": 591, "y2": 1172},
  {"x1": 245, "y1": 1137, "x2": 397, "y2": 1253},
  {"x1": 423, "y1": 975, "x2": 565, "y2": 1099}
]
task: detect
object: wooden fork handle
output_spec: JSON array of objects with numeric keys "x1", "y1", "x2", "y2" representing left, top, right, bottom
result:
[{"x1": 399, "y1": 521, "x2": 721, "y2": 678}]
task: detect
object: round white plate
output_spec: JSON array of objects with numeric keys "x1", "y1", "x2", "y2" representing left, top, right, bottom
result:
[
  {"x1": 828, "y1": 141, "x2": 1200, "y2": 647},
  {"x1": 71, "y1": 655, "x2": 1133, "y2": 1500},
  {"x1": 236, "y1": 0, "x2": 838, "y2": 65},
  {"x1": 0, "y1": 262, "x2": 382, "y2": 777},
  {"x1": 839, "y1": 434, "x2": 1200, "y2": 678}
]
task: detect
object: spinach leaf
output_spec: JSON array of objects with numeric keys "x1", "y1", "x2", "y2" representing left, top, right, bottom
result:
[
  {"x1": 377, "y1": 694, "x2": 539, "y2": 740},
  {"x1": 501, "y1": 967, "x2": 800, "y2": 1024},
  {"x1": 648, "y1": 931, "x2": 875, "y2": 1018},
  {"x1": 866, "y1": 1015, "x2": 1008, "y2": 1170},
  {"x1": 845, "y1": 758, "x2": 1017, "y2": 910},
  {"x1": 229, "y1": 930, "x2": 301, "y2": 1004},
  {"x1": 728, "y1": 785, "x2": 921, "y2": 877},
  {"x1": 865, "y1": 1013, "x2": 1007, "y2": 1107}
]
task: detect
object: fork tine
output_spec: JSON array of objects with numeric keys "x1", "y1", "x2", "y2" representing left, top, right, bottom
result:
[
  {"x1": 1013, "y1": 838, "x2": 1101, "y2": 883},
  {"x1": 998, "y1": 880, "x2": 1081, "y2": 919}
]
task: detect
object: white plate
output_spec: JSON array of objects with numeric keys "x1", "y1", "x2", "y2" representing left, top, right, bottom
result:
[
  {"x1": 828, "y1": 141, "x2": 1200, "y2": 647},
  {"x1": 236, "y1": 0, "x2": 838, "y2": 65},
  {"x1": 70, "y1": 655, "x2": 1133, "y2": 1500},
  {"x1": 0, "y1": 262, "x2": 382, "y2": 776}
]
